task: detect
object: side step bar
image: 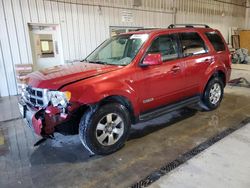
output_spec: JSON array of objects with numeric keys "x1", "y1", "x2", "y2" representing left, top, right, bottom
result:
[{"x1": 139, "y1": 96, "x2": 200, "y2": 122}]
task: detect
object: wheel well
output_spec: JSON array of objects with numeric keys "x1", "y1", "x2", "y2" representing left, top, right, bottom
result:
[
  {"x1": 208, "y1": 70, "x2": 226, "y2": 87},
  {"x1": 217, "y1": 70, "x2": 226, "y2": 87},
  {"x1": 202, "y1": 70, "x2": 226, "y2": 96},
  {"x1": 99, "y1": 95, "x2": 136, "y2": 123}
]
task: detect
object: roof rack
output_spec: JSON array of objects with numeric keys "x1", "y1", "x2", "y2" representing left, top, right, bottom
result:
[
  {"x1": 134, "y1": 28, "x2": 160, "y2": 31},
  {"x1": 168, "y1": 24, "x2": 210, "y2": 29}
]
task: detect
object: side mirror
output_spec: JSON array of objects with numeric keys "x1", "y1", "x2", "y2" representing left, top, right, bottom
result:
[{"x1": 141, "y1": 53, "x2": 162, "y2": 67}]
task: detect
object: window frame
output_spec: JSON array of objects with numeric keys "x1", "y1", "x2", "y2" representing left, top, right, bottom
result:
[
  {"x1": 178, "y1": 32, "x2": 209, "y2": 58},
  {"x1": 145, "y1": 33, "x2": 181, "y2": 63}
]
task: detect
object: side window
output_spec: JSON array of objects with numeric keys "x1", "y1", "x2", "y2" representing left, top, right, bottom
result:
[
  {"x1": 205, "y1": 32, "x2": 226, "y2": 52},
  {"x1": 147, "y1": 34, "x2": 179, "y2": 61},
  {"x1": 179, "y1": 32, "x2": 207, "y2": 57}
]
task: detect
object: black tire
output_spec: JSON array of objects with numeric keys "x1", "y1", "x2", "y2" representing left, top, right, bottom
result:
[
  {"x1": 79, "y1": 103, "x2": 131, "y2": 155},
  {"x1": 202, "y1": 77, "x2": 224, "y2": 111}
]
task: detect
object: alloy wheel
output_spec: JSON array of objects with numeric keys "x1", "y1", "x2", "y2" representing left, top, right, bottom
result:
[
  {"x1": 95, "y1": 113, "x2": 124, "y2": 146},
  {"x1": 209, "y1": 83, "x2": 222, "y2": 105}
]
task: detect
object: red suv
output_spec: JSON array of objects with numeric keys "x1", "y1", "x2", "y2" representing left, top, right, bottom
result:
[{"x1": 19, "y1": 24, "x2": 231, "y2": 155}]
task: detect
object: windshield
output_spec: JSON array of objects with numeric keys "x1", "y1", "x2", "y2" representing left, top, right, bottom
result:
[{"x1": 86, "y1": 34, "x2": 149, "y2": 66}]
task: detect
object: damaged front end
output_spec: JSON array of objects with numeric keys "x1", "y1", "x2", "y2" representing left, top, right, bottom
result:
[{"x1": 18, "y1": 85, "x2": 83, "y2": 139}]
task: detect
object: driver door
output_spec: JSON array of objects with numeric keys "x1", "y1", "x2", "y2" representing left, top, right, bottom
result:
[{"x1": 138, "y1": 33, "x2": 186, "y2": 112}]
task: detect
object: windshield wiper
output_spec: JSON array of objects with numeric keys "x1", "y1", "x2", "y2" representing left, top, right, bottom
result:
[{"x1": 85, "y1": 60, "x2": 107, "y2": 65}]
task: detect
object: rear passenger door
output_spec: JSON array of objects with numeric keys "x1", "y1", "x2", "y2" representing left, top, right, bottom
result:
[{"x1": 179, "y1": 32, "x2": 212, "y2": 97}]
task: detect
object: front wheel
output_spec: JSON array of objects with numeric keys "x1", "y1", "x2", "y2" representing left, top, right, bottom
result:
[
  {"x1": 202, "y1": 77, "x2": 224, "y2": 111},
  {"x1": 79, "y1": 103, "x2": 131, "y2": 155}
]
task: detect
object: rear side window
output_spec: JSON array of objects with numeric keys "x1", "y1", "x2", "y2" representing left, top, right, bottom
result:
[
  {"x1": 147, "y1": 34, "x2": 179, "y2": 61},
  {"x1": 205, "y1": 32, "x2": 225, "y2": 52},
  {"x1": 179, "y1": 32, "x2": 207, "y2": 57}
]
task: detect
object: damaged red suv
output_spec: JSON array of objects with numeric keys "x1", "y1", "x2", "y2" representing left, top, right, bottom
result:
[{"x1": 19, "y1": 24, "x2": 231, "y2": 155}]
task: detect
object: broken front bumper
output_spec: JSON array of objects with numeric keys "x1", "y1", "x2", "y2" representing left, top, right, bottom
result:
[
  {"x1": 18, "y1": 100, "x2": 43, "y2": 135},
  {"x1": 18, "y1": 98, "x2": 83, "y2": 136}
]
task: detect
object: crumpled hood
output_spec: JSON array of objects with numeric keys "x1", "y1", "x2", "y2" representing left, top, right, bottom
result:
[{"x1": 27, "y1": 61, "x2": 123, "y2": 90}]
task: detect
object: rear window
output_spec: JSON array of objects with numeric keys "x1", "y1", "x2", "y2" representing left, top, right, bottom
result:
[
  {"x1": 179, "y1": 32, "x2": 208, "y2": 57},
  {"x1": 205, "y1": 32, "x2": 225, "y2": 52}
]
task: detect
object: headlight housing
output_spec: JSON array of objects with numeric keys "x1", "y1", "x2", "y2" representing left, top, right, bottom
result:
[{"x1": 48, "y1": 91, "x2": 71, "y2": 108}]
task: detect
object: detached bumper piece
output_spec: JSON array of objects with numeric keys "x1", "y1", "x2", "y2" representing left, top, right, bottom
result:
[{"x1": 33, "y1": 134, "x2": 55, "y2": 146}]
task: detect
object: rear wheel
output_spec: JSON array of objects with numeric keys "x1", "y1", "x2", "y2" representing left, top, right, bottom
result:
[
  {"x1": 202, "y1": 77, "x2": 224, "y2": 110},
  {"x1": 79, "y1": 103, "x2": 131, "y2": 155}
]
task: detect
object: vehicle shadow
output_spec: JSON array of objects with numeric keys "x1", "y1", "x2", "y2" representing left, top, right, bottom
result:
[{"x1": 29, "y1": 107, "x2": 198, "y2": 166}]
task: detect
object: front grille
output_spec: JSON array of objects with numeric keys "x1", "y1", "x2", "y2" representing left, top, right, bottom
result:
[{"x1": 23, "y1": 86, "x2": 49, "y2": 108}]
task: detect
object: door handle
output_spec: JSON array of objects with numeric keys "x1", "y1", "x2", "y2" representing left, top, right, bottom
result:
[
  {"x1": 170, "y1": 65, "x2": 181, "y2": 73},
  {"x1": 204, "y1": 58, "x2": 213, "y2": 64}
]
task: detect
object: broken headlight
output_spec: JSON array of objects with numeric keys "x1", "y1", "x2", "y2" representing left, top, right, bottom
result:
[{"x1": 48, "y1": 91, "x2": 71, "y2": 108}]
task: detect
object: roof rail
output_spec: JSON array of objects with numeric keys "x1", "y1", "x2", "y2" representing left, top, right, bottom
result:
[
  {"x1": 168, "y1": 24, "x2": 210, "y2": 29},
  {"x1": 134, "y1": 28, "x2": 160, "y2": 31}
]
